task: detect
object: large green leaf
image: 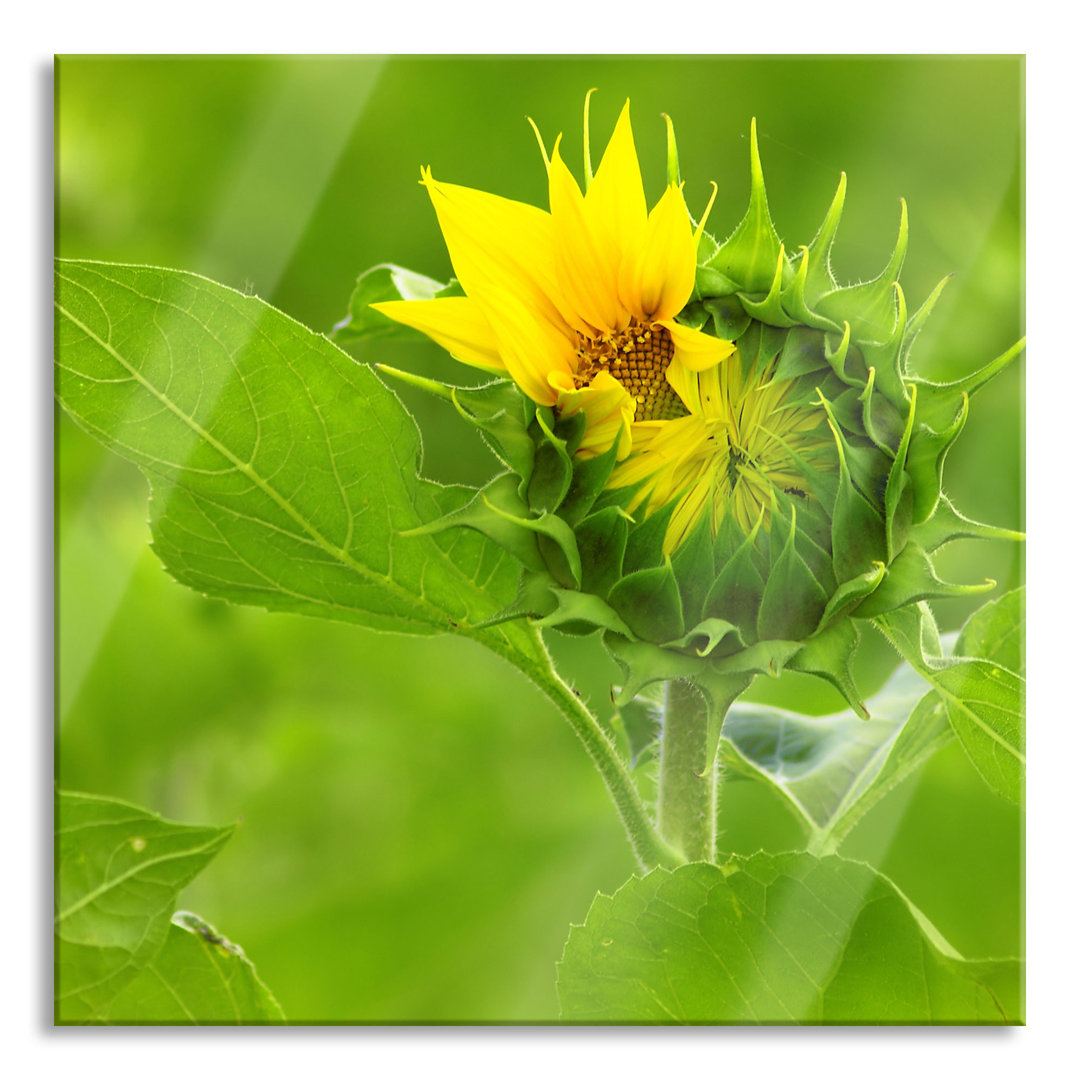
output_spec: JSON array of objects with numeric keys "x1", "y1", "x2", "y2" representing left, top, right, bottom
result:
[
  {"x1": 55, "y1": 790, "x2": 234, "y2": 1021},
  {"x1": 54, "y1": 260, "x2": 667, "y2": 871},
  {"x1": 721, "y1": 657, "x2": 952, "y2": 852},
  {"x1": 99, "y1": 912, "x2": 285, "y2": 1024},
  {"x1": 557, "y1": 854, "x2": 1021, "y2": 1024},
  {"x1": 875, "y1": 599, "x2": 1024, "y2": 804},
  {"x1": 54, "y1": 260, "x2": 538, "y2": 664}
]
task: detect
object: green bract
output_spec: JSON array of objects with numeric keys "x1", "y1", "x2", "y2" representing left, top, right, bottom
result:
[{"x1": 369, "y1": 123, "x2": 1023, "y2": 729}]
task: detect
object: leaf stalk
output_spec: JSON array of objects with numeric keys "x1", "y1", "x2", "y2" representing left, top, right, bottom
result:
[{"x1": 491, "y1": 625, "x2": 682, "y2": 872}]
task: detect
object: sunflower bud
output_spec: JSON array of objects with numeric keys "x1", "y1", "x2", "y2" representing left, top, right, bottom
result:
[{"x1": 373, "y1": 106, "x2": 1022, "y2": 719}]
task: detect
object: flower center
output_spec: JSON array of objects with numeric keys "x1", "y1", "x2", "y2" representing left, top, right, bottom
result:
[
  {"x1": 702, "y1": 361, "x2": 833, "y2": 535},
  {"x1": 574, "y1": 321, "x2": 689, "y2": 421}
]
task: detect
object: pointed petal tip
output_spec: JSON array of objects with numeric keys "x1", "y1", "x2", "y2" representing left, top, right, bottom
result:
[
  {"x1": 693, "y1": 180, "x2": 719, "y2": 241},
  {"x1": 582, "y1": 90, "x2": 601, "y2": 184},
  {"x1": 526, "y1": 115, "x2": 551, "y2": 171}
]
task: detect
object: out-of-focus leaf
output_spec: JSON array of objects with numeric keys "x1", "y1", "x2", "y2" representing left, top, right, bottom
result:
[
  {"x1": 55, "y1": 790, "x2": 234, "y2": 1022},
  {"x1": 557, "y1": 854, "x2": 1022, "y2": 1024},
  {"x1": 612, "y1": 683, "x2": 663, "y2": 766},
  {"x1": 721, "y1": 657, "x2": 952, "y2": 851},
  {"x1": 99, "y1": 912, "x2": 285, "y2": 1024}
]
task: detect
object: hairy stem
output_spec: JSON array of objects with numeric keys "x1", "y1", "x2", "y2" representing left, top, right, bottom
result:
[
  {"x1": 500, "y1": 626, "x2": 682, "y2": 872},
  {"x1": 658, "y1": 679, "x2": 714, "y2": 863}
]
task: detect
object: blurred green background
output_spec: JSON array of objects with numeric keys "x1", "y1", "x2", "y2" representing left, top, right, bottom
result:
[{"x1": 56, "y1": 56, "x2": 1024, "y2": 1023}]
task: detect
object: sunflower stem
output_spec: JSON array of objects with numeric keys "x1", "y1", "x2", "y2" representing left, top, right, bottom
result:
[
  {"x1": 657, "y1": 678, "x2": 715, "y2": 863},
  {"x1": 498, "y1": 625, "x2": 682, "y2": 872}
]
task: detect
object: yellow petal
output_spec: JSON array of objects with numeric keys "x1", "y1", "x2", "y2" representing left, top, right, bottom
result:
[
  {"x1": 621, "y1": 185, "x2": 697, "y2": 320},
  {"x1": 691, "y1": 362, "x2": 727, "y2": 421},
  {"x1": 421, "y1": 170, "x2": 580, "y2": 340},
  {"x1": 549, "y1": 369, "x2": 635, "y2": 460},
  {"x1": 662, "y1": 319, "x2": 737, "y2": 371},
  {"x1": 372, "y1": 297, "x2": 505, "y2": 373},
  {"x1": 479, "y1": 286, "x2": 576, "y2": 405},
  {"x1": 609, "y1": 413, "x2": 709, "y2": 501},
  {"x1": 665, "y1": 475, "x2": 714, "y2": 555},
  {"x1": 584, "y1": 100, "x2": 648, "y2": 281},
  {"x1": 548, "y1": 140, "x2": 626, "y2": 334},
  {"x1": 664, "y1": 357, "x2": 701, "y2": 415}
]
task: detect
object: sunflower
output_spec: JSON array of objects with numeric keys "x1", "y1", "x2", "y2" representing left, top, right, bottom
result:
[{"x1": 372, "y1": 97, "x2": 734, "y2": 461}]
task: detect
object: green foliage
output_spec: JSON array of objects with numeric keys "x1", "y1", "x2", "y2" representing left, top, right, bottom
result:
[
  {"x1": 721, "y1": 652, "x2": 951, "y2": 852},
  {"x1": 55, "y1": 790, "x2": 280, "y2": 1024},
  {"x1": 101, "y1": 913, "x2": 285, "y2": 1024},
  {"x1": 54, "y1": 258, "x2": 671, "y2": 875},
  {"x1": 557, "y1": 854, "x2": 1021, "y2": 1024},
  {"x1": 721, "y1": 592, "x2": 1025, "y2": 852},
  {"x1": 874, "y1": 594, "x2": 1024, "y2": 804},
  {"x1": 957, "y1": 587, "x2": 1025, "y2": 675},
  {"x1": 331, "y1": 263, "x2": 462, "y2": 348},
  {"x1": 54, "y1": 260, "x2": 536, "y2": 661}
]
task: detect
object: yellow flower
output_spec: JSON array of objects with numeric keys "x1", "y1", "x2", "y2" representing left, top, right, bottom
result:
[
  {"x1": 372, "y1": 99, "x2": 734, "y2": 461},
  {"x1": 610, "y1": 353, "x2": 833, "y2": 553}
]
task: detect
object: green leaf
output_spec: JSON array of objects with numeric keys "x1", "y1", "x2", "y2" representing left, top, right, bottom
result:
[
  {"x1": 557, "y1": 854, "x2": 1021, "y2": 1023},
  {"x1": 875, "y1": 603, "x2": 1024, "y2": 804},
  {"x1": 756, "y1": 507, "x2": 828, "y2": 641},
  {"x1": 924, "y1": 661, "x2": 1024, "y2": 803},
  {"x1": 608, "y1": 561, "x2": 685, "y2": 644},
  {"x1": 853, "y1": 541, "x2": 994, "y2": 617},
  {"x1": 704, "y1": 119, "x2": 785, "y2": 295},
  {"x1": 54, "y1": 259, "x2": 541, "y2": 665},
  {"x1": 957, "y1": 586, "x2": 1024, "y2": 676},
  {"x1": 403, "y1": 472, "x2": 545, "y2": 574},
  {"x1": 721, "y1": 654, "x2": 952, "y2": 851},
  {"x1": 55, "y1": 790, "x2": 235, "y2": 1022},
  {"x1": 55, "y1": 261, "x2": 672, "y2": 874},
  {"x1": 330, "y1": 263, "x2": 462, "y2": 346},
  {"x1": 908, "y1": 492, "x2": 1024, "y2": 552},
  {"x1": 786, "y1": 619, "x2": 866, "y2": 719},
  {"x1": 704, "y1": 515, "x2": 765, "y2": 641},
  {"x1": 98, "y1": 913, "x2": 285, "y2": 1024}
]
